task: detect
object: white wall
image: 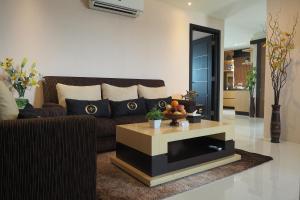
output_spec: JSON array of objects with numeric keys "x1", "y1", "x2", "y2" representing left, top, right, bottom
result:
[
  {"x1": 264, "y1": 0, "x2": 300, "y2": 143},
  {"x1": 0, "y1": 0, "x2": 224, "y2": 114},
  {"x1": 224, "y1": 0, "x2": 266, "y2": 50}
]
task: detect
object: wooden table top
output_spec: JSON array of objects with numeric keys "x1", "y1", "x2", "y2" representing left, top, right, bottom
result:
[{"x1": 117, "y1": 120, "x2": 231, "y2": 137}]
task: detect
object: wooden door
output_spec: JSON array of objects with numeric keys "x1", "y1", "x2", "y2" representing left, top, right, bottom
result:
[{"x1": 191, "y1": 36, "x2": 212, "y2": 119}]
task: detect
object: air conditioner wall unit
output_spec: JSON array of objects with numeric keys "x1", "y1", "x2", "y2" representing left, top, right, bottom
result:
[{"x1": 89, "y1": 0, "x2": 144, "y2": 18}]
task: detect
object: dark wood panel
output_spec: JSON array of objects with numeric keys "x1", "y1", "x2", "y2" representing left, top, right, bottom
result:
[
  {"x1": 256, "y1": 42, "x2": 266, "y2": 118},
  {"x1": 116, "y1": 137, "x2": 235, "y2": 177},
  {"x1": 251, "y1": 38, "x2": 266, "y2": 118},
  {"x1": 234, "y1": 57, "x2": 252, "y2": 86}
]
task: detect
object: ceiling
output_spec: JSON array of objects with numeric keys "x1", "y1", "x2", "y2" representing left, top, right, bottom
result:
[{"x1": 162, "y1": 0, "x2": 267, "y2": 49}]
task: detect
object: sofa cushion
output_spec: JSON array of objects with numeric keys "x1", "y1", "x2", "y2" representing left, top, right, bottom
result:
[
  {"x1": 145, "y1": 96, "x2": 172, "y2": 111},
  {"x1": 65, "y1": 99, "x2": 111, "y2": 118},
  {"x1": 138, "y1": 84, "x2": 168, "y2": 99},
  {"x1": 102, "y1": 83, "x2": 138, "y2": 101},
  {"x1": 110, "y1": 98, "x2": 146, "y2": 117},
  {"x1": 56, "y1": 83, "x2": 101, "y2": 108},
  {"x1": 39, "y1": 104, "x2": 67, "y2": 117},
  {"x1": 95, "y1": 118, "x2": 116, "y2": 137},
  {"x1": 114, "y1": 115, "x2": 147, "y2": 125},
  {"x1": 0, "y1": 81, "x2": 19, "y2": 120}
]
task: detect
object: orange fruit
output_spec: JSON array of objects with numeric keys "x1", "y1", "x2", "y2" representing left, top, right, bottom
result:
[{"x1": 171, "y1": 100, "x2": 179, "y2": 108}]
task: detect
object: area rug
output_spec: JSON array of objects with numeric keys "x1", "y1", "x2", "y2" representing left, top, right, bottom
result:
[{"x1": 97, "y1": 149, "x2": 272, "y2": 200}]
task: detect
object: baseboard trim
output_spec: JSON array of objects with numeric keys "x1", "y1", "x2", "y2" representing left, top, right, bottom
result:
[
  {"x1": 235, "y1": 111, "x2": 249, "y2": 116},
  {"x1": 223, "y1": 106, "x2": 235, "y2": 109}
]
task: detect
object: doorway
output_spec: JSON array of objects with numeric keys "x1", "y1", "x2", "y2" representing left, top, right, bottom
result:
[
  {"x1": 189, "y1": 24, "x2": 221, "y2": 121},
  {"x1": 223, "y1": 41, "x2": 266, "y2": 119}
]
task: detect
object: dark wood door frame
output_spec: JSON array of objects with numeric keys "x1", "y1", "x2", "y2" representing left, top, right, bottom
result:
[
  {"x1": 189, "y1": 24, "x2": 221, "y2": 121},
  {"x1": 250, "y1": 38, "x2": 266, "y2": 118}
]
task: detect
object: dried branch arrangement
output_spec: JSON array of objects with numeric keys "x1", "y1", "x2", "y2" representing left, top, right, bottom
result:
[{"x1": 266, "y1": 14, "x2": 298, "y2": 105}]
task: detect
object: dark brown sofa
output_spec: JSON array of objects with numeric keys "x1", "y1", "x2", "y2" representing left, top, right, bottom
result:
[
  {"x1": 42, "y1": 76, "x2": 166, "y2": 153},
  {"x1": 0, "y1": 111, "x2": 96, "y2": 200}
]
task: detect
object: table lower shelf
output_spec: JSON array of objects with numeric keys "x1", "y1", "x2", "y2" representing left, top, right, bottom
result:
[
  {"x1": 111, "y1": 154, "x2": 241, "y2": 187},
  {"x1": 116, "y1": 137, "x2": 236, "y2": 176}
]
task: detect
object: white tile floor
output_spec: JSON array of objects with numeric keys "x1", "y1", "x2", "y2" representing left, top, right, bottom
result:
[{"x1": 167, "y1": 109, "x2": 300, "y2": 200}]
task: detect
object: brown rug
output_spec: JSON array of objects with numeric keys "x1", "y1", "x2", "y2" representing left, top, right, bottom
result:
[{"x1": 97, "y1": 149, "x2": 272, "y2": 200}]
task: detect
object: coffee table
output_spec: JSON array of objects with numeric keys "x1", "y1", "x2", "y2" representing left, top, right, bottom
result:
[{"x1": 111, "y1": 120, "x2": 241, "y2": 187}]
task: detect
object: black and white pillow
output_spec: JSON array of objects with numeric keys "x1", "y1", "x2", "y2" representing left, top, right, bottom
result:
[
  {"x1": 110, "y1": 98, "x2": 147, "y2": 117},
  {"x1": 65, "y1": 99, "x2": 111, "y2": 118},
  {"x1": 145, "y1": 96, "x2": 172, "y2": 111}
]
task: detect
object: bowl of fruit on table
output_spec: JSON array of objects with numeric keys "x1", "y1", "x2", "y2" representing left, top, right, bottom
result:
[{"x1": 163, "y1": 100, "x2": 187, "y2": 126}]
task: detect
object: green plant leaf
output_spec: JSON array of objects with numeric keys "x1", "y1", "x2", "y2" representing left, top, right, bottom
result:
[
  {"x1": 146, "y1": 108, "x2": 163, "y2": 120},
  {"x1": 246, "y1": 67, "x2": 256, "y2": 96}
]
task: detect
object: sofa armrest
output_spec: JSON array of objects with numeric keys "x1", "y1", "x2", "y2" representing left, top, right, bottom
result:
[{"x1": 0, "y1": 116, "x2": 96, "y2": 200}]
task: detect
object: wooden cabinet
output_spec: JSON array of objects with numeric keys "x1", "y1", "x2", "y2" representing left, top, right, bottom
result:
[
  {"x1": 223, "y1": 98, "x2": 236, "y2": 108},
  {"x1": 223, "y1": 91, "x2": 236, "y2": 108},
  {"x1": 223, "y1": 90, "x2": 250, "y2": 115},
  {"x1": 235, "y1": 91, "x2": 250, "y2": 115}
]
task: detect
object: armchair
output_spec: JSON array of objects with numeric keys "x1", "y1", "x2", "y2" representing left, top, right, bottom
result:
[{"x1": 0, "y1": 115, "x2": 96, "y2": 200}]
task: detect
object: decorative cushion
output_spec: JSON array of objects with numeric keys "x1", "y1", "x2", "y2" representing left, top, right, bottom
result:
[
  {"x1": 145, "y1": 96, "x2": 172, "y2": 111},
  {"x1": 56, "y1": 83, "x2": 101, "y2": 108},
  {"x1": 102, "y1": 83, "x2": 138, "y2": 101},
  {"x1": 18, "y1": 103, "x2": 40, "y2": 119},
  {"x1": 110, "y1": 98, "x2": 146, "y2": 117},
  {"x1": 138, "y1": 85, "x2": 168, "y2": 99},
  {"x1": 0, "y1": 81, "x2": 19, "y2": 120},
  {"x1": 65, "y1": 99, "x2": 111, "y2": 118}
]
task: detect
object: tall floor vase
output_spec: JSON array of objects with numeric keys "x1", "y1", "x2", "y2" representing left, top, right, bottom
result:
[
  {"x1": 249, "y1": 96, "x2": 256, "y2": 118},
  {"x1": 270, "y1": 104, "x2": 281, "y2": 143}
]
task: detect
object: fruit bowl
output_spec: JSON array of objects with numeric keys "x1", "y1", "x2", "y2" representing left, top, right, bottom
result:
[
  {"x1": 163, "y1": 100, "x2": 187, "y2": 126},
  {"x1": 164, "y1": 113, "x2": 187, "y2": 126}
]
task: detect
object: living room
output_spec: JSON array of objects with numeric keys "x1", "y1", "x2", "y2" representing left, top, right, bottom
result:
[{"x1": 0, "y1": 0, "x2": 300, "y2": 200}]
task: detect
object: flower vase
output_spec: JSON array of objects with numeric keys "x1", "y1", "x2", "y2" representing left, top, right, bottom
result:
[
  {"x1": 15, "y1": 89, "x2": 28, "y2": 109},
  {"x1": 149, "y1": 120, "x2": 162, "y2": 129},
  {"x1": 15, "y1": 98, "x2": 28, "y2": 109}
]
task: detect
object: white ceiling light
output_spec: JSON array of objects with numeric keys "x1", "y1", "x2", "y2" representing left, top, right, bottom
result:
[{"x1": 188, "y1": 2, "x2": 192, "y2": 6}]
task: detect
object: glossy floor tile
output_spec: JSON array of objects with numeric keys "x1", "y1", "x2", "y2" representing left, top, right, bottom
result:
[{"x1": 167, "y1": 109, "x2": 300, "y2": 200}]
